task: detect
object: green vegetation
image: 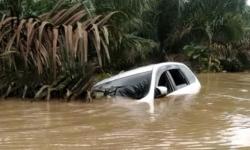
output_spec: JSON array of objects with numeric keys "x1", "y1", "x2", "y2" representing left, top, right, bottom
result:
[{"x1": 0, "y1": 0, "x2": 250, "y2": 100}]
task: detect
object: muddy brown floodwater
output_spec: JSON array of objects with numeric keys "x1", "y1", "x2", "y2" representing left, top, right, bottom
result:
[{"x1": 1, "y1": 73, "x2": 250, "y2": 149}]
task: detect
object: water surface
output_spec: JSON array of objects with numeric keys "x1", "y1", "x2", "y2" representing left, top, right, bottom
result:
[{"x1": 1, "y1": 73, "x2": 250, "y2": 149}]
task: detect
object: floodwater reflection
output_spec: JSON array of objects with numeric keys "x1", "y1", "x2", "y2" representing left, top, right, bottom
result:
[{"x1": 0, "y1": 73, "x2": 250, "y2": 149}]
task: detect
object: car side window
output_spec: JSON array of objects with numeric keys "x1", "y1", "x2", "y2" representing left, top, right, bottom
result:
[
  {"x1": 158, "y1": 71, "x2": 174, "y2": 93},
  {"x1": 168, "y1": 69, "x2": 189, "y2": 90},
  {"x1": 179, "y1": 65, "x2": 196, "y2": 84}
]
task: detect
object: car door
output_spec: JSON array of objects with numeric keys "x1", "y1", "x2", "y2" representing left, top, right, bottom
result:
[
  {"x1": 167, "y1": 67, "x2": 190, "y2": 90},
  {"x1": 155, "y1": 65, "x2": 176, "y2": 94},
  {"x1": 156, "y1": 65, "x2": 190, "y2": 93}
]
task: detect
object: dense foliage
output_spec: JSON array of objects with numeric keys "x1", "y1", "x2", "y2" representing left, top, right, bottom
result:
[
  {"x1": 0, "y1": 0, "x2": 250, "y2": 100},
  {"x1": 0, "y1": 1, "x2": 113, "y2": 100}
]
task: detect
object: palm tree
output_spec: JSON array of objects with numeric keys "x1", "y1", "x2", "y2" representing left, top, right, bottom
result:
[
  {"x1": 92, "y1": 0, "x2": 159, "y2": 70},
  {"x1": 0, "y1": 1, "x2": 114, "y2": 99},
  {"x1": 157, "y1": 0, "x2": 246, "y2": 52}
]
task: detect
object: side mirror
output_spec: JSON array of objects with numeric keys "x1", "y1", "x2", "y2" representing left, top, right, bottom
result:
[{"x1": 155, "y1": 86, "x2": 168, "y2": 98}]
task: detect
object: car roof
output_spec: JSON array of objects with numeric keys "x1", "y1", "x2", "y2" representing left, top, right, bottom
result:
[{"x1": 94, "y1": 62, "x2": 185, "y2": 87}]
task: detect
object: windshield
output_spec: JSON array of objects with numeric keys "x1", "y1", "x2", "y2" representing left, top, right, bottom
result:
[{"x1": 94, "y1": 71, "x2": 152, "y2": 99}]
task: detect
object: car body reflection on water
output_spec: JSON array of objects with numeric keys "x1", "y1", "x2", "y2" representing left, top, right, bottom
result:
[{"x1": 92, "y1": 62, "x2": 201, "y2": 105}]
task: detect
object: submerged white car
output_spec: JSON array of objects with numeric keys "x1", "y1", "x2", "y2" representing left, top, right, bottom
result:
[{"x1": 92, "y1": 62, "x2": 201, "y2": 102}]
